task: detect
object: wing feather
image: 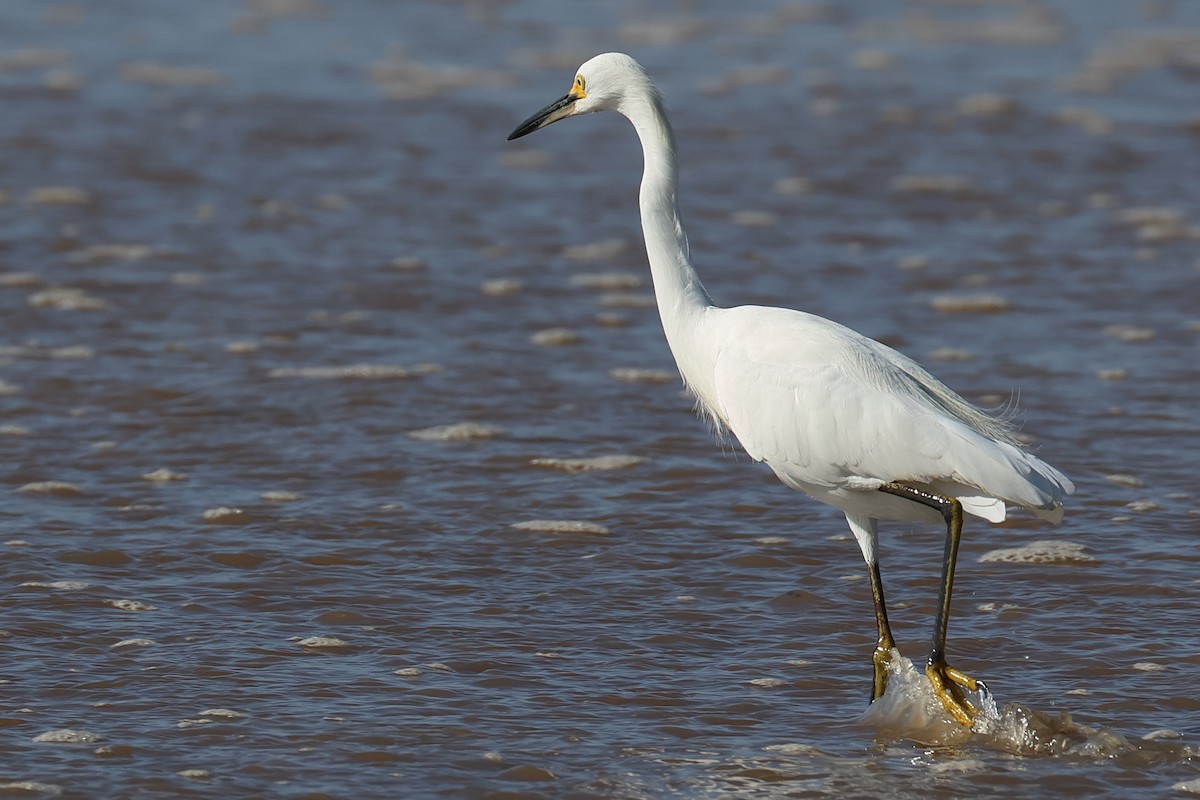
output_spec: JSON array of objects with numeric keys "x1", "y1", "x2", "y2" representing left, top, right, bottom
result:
[{"x1": 704, "y1": 306, "x2": 1072, "y2": 517}]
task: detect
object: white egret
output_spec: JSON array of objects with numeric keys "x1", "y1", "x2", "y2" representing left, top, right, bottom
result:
[{"x1": 508, "y1": 53, "x2": 1074, "y2": 726}]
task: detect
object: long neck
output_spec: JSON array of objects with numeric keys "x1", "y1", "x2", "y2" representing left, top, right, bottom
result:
[
  {"x1": 622, "y1": 93, "x2": 715, "y2": 347},
  {"x1": 628, "y1": 92, "x2": 710, "y2": 316}
]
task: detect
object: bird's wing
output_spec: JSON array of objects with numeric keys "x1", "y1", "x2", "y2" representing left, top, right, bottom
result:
[{"x1": 706, "y1": 306, "x2": 1071, "y2": 516}]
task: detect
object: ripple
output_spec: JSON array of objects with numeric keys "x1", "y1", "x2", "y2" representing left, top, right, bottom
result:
[
  {"x1": 529, "y1": 455, "x2": 645, "y2": 472},
  {"x1": 496, "y1": 764, "x2": 557, "y2": 782},
  {"x1": 929, "y1": 293, "x2": 1011, "y2": 314},
  {"x1": 891, "y1": 174, "x2": 975, "y2": 195},
  {"x1": 774, "y1": 176, "x2": 812, "y2": 196},
  {"x1": 481, "y1": 278, "x2": 523, "y2": 296},
  {"x1": 903, "y1": 8, "x2": 1066, "y2": 46},
  {"x1": 261, "y1": 490, "x2": 303, "y2": 502},
  {"x1": 978, "y1": 540, "x2": 1097, "y2": 564},
  {"x1": 105, "y1": 599, "x2": 158, "y2": 612},
  {"x1": 762, "y1": 742, "x2": 825, "y2": 756},
  {"x1": 928, "y1": 347, "x2": 975, "y2": 361},
  {"x1": 111, "y1": 638, "x2": 155, "y2": 649},
  {"x1": 608, "y1": 367, "x2": 676, "y2": 384},
  {"x1": 176, "y1": 718, "x2": 213, "y2": 729},
  {"x1": 27, "y1": 288, "x2": 109, "y2": 311},
  {"x1": 141, "y1": 468, "x2": 187, "y2": 483},
  {"x1": 958, "y1": 93, "x2": 1017, "y2": 117},
  {"x1": 0, "y1": 782, "x2": 62, "y2": 797},
  {"x1": 729, "y1": 209, "x2": 778, "y2": 227},
  {"x1": 510, "y1": 520, "x2": 610, "y2": 535},
  {"x1": 409, "y1": 422, "x2": 502, "y2": 442},
  {"x1": 1114, "y1": 206, "x2": 1186, "y2": 226},
  {"x1": 120, "y1": 62, "x2": 225, "y2": 87},
  {"x1": 201, "y1": 507, "x2": 245, "y2": 523},
  {"x1": 25, "y1": 186, "x2": 91, "y2": 205},
  {"x1": 65, "y1": 243, "x2": 160, "y2": 263},
  {"x1": 707, "y1": 64, "x2": 791, "y2": 97},
  {"x1": 369, "y1": 52, "x2": 507, "y2": 100},
  {"x1": 1102, "y1": 324, "x2": 1155, "y2": 342},
  {"x1": 296, "y1": 635, "x2": 353, "y2": 650},
  {"x1": 177, "y1": 770, "x2": 212, "y2": 780},
  {"x1": 0, "y1": 343, "x2": 93, "y2": 360},
  {"x1": 267, "y1": 363, "x2": 435, "y2": 380},
  {"x1": 33, "y1": 729, "x2": 103, "y2": 744},
  {"x1": 1065, "y1": 29, "x2": 1200, "y2": 93},
  {"x1": 501, "y1": 150, "x2": 550, "y2": 169},
  {"x1": 570, "y1": 272, "x2": 642, "y2": 290},
  {"x1": 563, "y1": 238, "x2": 626, "y2": 262},
  {"x1": 852, "y1": 49, "x2": 898, "y2": 71},
  {"x1": 0, "y1": 272, "x2": 40, "y2": 287},
  {"x1": 598, "y1": 292, "x2": 656, "y2": 308},
  {"x1": 16, "y1": 481, "x2": 82, "y2": 496},
  {"x1": 0, "y1": 48, "x2": 71, "y2": 71},
  {"x1": 19, "y1": 580, "x2": 90, "y2": 591},
  {"x1": 1060, "y1": 106, "x2": 1113, "y2": 134},
  {"x1": 201, "y1": 708, "x2": 247, "y2": 719},
  {"x1": 530, "y1": 327, "x2": 582, "y2": 346}
]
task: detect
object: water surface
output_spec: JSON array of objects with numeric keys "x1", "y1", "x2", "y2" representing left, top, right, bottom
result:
[{"x1": 1, "y1": 1, "x2": 1198, "y2": 797}]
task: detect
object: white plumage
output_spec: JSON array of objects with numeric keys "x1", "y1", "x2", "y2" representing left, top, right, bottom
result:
[
  {"x1": 706, "y1": 305, "x2": 1072, "y2": 523},
  {"x1": 509, "y1": 52, "x2": 1074, "y2": 726}
]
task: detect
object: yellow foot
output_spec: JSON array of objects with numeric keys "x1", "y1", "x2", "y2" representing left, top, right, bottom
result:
[
  {"x1": 926, "y1": 660, "x2": 989, "y2": 727},
  {"x1": 871, "y1": 645, "x2": 898, "y2": 702}
]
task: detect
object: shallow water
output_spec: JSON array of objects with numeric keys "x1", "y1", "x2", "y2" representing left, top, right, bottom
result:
[{"x1": 1, "y1": 0, "x2": 1198, "y2": 797}]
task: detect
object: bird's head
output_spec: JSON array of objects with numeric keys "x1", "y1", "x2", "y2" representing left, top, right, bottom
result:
[{"x1": 507, "y1": 52, "x2": 652, "y2": 140}]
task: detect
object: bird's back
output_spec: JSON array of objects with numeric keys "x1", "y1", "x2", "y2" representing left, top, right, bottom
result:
[{"x1": 684, "y1": 305, "x2": 1073, "y2": 523}]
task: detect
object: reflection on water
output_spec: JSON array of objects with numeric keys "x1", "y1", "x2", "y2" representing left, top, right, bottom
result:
[{"x1": 0, "y1": 0, "x2": 1198, "y2": 797}]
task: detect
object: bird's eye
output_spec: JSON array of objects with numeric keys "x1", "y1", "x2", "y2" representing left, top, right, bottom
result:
[{"x1": 573, "y1": 75, "x2": 586, "y2": 94}]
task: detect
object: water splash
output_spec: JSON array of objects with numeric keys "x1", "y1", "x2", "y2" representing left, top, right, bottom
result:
[
  {"x1": 857, "y1": 652, "x2": 1196, "y2": 762},
  {"x1": 856, "y1": 653, "x2": 990, "y2": 746}
]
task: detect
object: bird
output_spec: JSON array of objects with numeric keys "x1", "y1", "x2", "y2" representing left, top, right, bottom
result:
[{"x1": 507, "y1": 52, "x2": 1074, "y2": 727}]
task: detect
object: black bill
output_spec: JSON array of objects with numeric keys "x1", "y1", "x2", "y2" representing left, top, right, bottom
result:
[{"x1": 507, "y1": 93, "x2": 577, "y2": 140}]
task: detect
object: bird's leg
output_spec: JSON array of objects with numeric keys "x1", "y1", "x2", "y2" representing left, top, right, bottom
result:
[
  {"x1": 924, "y1": 494, "x2": 983, "y2": 725},
  {"x1": 877, "y1": 482, "x2": 986, "y2": 727},
  {"x1": 846, "y1": 514, "x2": 898, "y2": 703},
  {"x1": 868, "y1": 558, "x2": 897, "y2": 702}
]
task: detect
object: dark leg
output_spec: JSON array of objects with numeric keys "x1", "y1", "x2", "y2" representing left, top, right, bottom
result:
[
  {"x1": 868, "y1": 559, "x2": 896, "y2": 702},
  {"x1": 877, "y1": 482, "x2": 986, "y2": 726},
  {"x1": 846, "y1": 513, "x2": 899, "y2": 703}
]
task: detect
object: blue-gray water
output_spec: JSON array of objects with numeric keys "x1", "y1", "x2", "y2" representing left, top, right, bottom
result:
[{"x1": 1, "y1": 0, "x2": 1198, "y2": 797}]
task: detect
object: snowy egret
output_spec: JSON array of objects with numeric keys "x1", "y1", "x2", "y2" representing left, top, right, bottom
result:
[{"x1": 508, "y1": 53, "x2": 1074, "y2": 726}]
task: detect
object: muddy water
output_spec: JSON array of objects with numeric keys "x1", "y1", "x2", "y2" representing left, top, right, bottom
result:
[{"x1": 1, "y1": 0, "x2": 1198, "y2": 797}]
